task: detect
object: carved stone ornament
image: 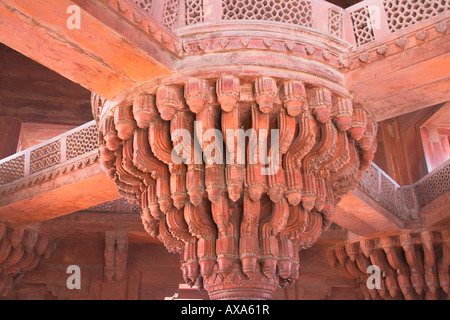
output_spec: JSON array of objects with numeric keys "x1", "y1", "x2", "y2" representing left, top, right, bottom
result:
[
  {"x1": 94, "y1": 74, "x2": 377, "y2": 300},
  {"x1": 0, "y1": 223, "x2": 56, "y2": 296},
  {"x1": 329, "y1": 229, "x2": 450, "y2": 300}
]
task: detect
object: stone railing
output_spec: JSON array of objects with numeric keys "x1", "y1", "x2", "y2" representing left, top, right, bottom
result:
[
  {"x1": 358, "y1": 158, "x2": 450, "y2": 221},
  {"x1": 125, "y1": 0, "x2": 449, "y2": 46},
  {"x1": 0, "y1": 121, "x2": 99, "y2": 195},
  {"x1": 127, "y1": 0, "x2": 346, "y2": 37},
  {"x1": 345, "y1": 0, "x2": 449, "y2": 47}
]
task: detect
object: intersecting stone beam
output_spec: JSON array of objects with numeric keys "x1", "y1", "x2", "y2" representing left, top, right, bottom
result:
[
  {"x1": 345, "y1": 16, "x2": 450, "y2": 121},
  {"x1": 334, "y1": 190, "x2": 404, "y2": 236},
  {"x1": 0, "y1": 0, "x2": 178, "y2": 100},
  {"x1": 0, "y1": 163, "x2": 119, "y2": 225}
]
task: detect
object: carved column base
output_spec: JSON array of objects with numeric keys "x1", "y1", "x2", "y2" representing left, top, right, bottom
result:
[{"x1": 204, "y1": 262, "x2": 278, "y2": 300}]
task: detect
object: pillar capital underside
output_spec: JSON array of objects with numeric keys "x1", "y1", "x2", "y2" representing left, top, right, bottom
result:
[{"x1": 92, "y1": 69, "x2": 377, "y2": 299}]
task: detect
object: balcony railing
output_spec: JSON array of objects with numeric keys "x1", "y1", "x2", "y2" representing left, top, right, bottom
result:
[
  {"x1": 125, "y1": 0, "x2": 449, "y2": 47},
  {"x1": 358, "y1": 158, "x2": 450, "y2": 221},
  {"x1": 0, "y1": 121, "x2": 99, "y2": 194}
]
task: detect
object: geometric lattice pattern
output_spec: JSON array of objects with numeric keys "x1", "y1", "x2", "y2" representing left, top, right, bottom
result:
[
  {"x1": 384, "y1": 0, "x2": 449, "y2": 32},
  {"x1": 360, "y1": 163, "x2": 380, "y2": 194},
  {"x1": 186, "y1": 0, "x2": 204, "y2": 25},
  {"x1": 420, "y1": 162, "x2": 450, "y2": 203},
  {"x1": 328, "y1": 8, "x2": 343, "y2": 38},
  {"x1": 30, "y1": 140, "x2": 61, "y2": 174},
  {"x1": 80, "y1": 198, "x2": 140, "y2": 214},
  {"x1": 66, "y1": 124, "x2": 99, "y2": 160},
  {"x1": 400, "y1": 187, "x2": 416, "y2": 211},
  {"x1": 222, "y1": 0, "x2": 313, "y2": 27},
  {"x1": 162, "y1": 0, "x2": 180, "y2": 29},
  {"x1": 132, "y1": 0, "x2": 153, "y2": 14},
  {"x1": 350, "y1": 6, "x2": 375, "y2": 46},
  {"x1": 0, "y1": 155, "x2": 25, "y2": 185}
]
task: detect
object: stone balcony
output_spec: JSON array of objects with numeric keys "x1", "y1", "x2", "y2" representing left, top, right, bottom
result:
[{"x1": 119, "y1": 0, "x2": 449, "y2": 49}]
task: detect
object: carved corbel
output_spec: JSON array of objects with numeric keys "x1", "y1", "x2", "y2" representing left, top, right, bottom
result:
[
  {"x1": 246, "y1": 104, "x2": 269, "y2": 201},
  {"x1": 254, "y1": 77, "x2": 278, "y2": 114},
  {"x1": 196, "y1": 104, "x2": 225, "y2": 204},
  {"x1": 147, "y1": 177, "x2": 162, "y2": 220},
  {"x1": 102, "y1": 116, "x2": 121, "y2": 151},
  {"x1": 182, "y1": 79, "x2": 211, "y2": 206},
  {"x1": 315, "y1": 129, "x2": 347, "y2": 212},
  {"x1": 184, "y1": 201, "x2": 217, "y2": 278},
  {"x1": 115, "y1": 145, "x2": 144, "y2": 193},
  {"x1": 99, "y1": 138, "x2": 116, "y2": 180},
  {"x1": 280, "y1": 80, "x2": 306, "y2": 117},
  {"x1": 301, "y1": 121, "x2": 336, "y2": 211},
  {"x1": 7, "y1": 226, "x2": 24, "y2": 248},
  {"x1": 421, "y1": 231, "x2": 439, "y2": 297},
  {"x1": 148, "y1": 114, "x2": 189, "y2": 208},
  {"x1": 278, "y1": 205, "x2": 307, "y2": 281},
  {"x1": 158, "y1": 215, "x2": 183, "y2": 254},
  {"x1": 156, "y1": 85, "x2": 184, "y2": 121},
  {"x1": 348, "y1": 248, "x2": 380, "y2": 300},
  {"x1": 399, "y1": 232, "x2": 425, "y2": 295},
  {"x1": 283, "y1": 109, "x2": 317, "y2": 206},
  {"x1": 440, "y1": 231, "x2": 450, "y2": 294},
  {"x1": 307, "y1": 87, "x2": 332, "y2": 123},
  {"x1": 133, "y1": 128, "x2": 172, "y2": 213},
  {"x1": 184, "y1": 78, "x2": 210, "y2": 114},
  {"x1": 239, "y1": 193, "x2": 261, "y2": 278},
  {"x1": 331, "y1": 140, "x2": 360, "y2": 201},
  {"x1": 295, "y1": 209, "x2": 323, "y2": 249},
  {"x1": 114, "y1": 105, "x2": 137, "y2": 140},
  {"x1": 122, "y1": 139, "x2": 152, "y2": 186},
  {"x1": 332, "y1": 97, "x2": 353, "y2": 132},
  {"x1": 260, "y1": 198, "x2": 289, "y2": 277},
  {"x1": 358, "y1": 115, "x2": 377, "y2": 172},
  {"x1": 166, "y1": 208, "x2": 200, "y2": 285},
  {"x1": 212, "y1": 194, "x2": 239, "y2": 277},
  {"x1": 380, "y1": 236, "x2": 415, "y2": 299},
  {"x1": 349, "y1": 106, "x2": 368, "y2": 141},
  {"x1": 140, "y1": 189, "x2": 159, "y2": 237},
  {"x1": 222, "y1": 104, "x2": 244, "y2": 203},
  {"x1": 362, "y1": 240, "x2": 400, "y2": 299},
  {"x1": 169, "y1": 109, "x2": 196, "y2": 209},
  {"x1": 217, "y1": 76, "x2": 240, "y2": 112},
  {"x1": 133, "y1": 94, "x2": 157, "y2": 129},
  {"x1": 266, "y1": 108, "x2": 295, "y2": 203},
  {"x1": 334, "y1": 246, "x2": 355, "y2": 280}
]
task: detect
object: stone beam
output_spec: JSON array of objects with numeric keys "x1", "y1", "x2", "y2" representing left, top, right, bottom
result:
[
  {"x1": 334, "y1": 191, "x2": 403, "y2": 236},
  {"x1": 344, "y1": 15, "x2": 450, "y2": 121},
  {"x1": 0, "y1": 0, "x2": 180, "y2": 100},
  {"x1": 0, "y1": 163, "x2": 119, "y2": 225},
  {"x1": 0, "y1": 121, "x2": 120, "y2": 225}
]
